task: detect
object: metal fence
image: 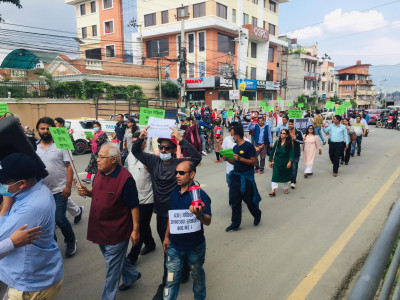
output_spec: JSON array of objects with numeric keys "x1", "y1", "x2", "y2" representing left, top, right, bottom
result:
[{"x1": 0, "y1": 82, "x2": 46, "y2": 98}]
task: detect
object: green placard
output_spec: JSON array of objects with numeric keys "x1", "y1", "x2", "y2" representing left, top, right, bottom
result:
[
  {"x1": 139, "y1": 107, "x2": 165, "y2": 125},
  {"x1": 288, "y1": 109, "x2": 302, "y2": 119},
  {"x1": 219, "y1": 148, "x2": 235, "y2": 159},
  {"x1": 229, "y1": 105, "x2": 233, "y2": 109},
  {"x1": 259, "y1": 101, "x2": 266, "y2": 108},
  {"x1": 277, "y1": 96, "x2": 282, "y2": 102},
  {"x1": 343, "y1": 101, "x2": 352, "y2": 108},
  {"x1": 0, "y1": 103, "x2": 9, "y2": 115},
  {"x1": 298, "y1": 103, "x2": 304, "y2": 108},
  {"x1": 336, "y1": 106, "x2": 346, "y2": 115},
  {"x1": 227, "y1": 111, "x2": 234, "y2": 117},
  {"x1": 325, "y1": 101, "x2": 335, "y2": 109},
  {"x1": 241, "y1": 96, "x2": 249, "y2": 103},
  {"x1": 49, "y1": 127, "x2": 74, "y2": 150},
  {"x1": 265, "y1": 106, "x2": 274, "y2": 112},
  {"x1": 84, "y1": 131, "x2": 94, "y2": 139}
]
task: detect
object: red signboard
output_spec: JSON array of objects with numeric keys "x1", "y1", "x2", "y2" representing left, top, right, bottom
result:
[{"x1": 242, "y1": 25, "x2": 269, "y2": 41}]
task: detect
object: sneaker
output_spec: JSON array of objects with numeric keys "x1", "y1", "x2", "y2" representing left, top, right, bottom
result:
[
  {"x1": 119, "y1": 273, "x2": 141, "y2": 291},
  {"x1": 74, "y1": 206, "x2": 84, "y2": 224},
  {"x1": 82, "y1": 178, "x2": 91, "y2": 184},
  {"x1": 225, "y1": 224, "x2": 239, "y2": 232},
  {"x1": 152, "y1": 284, "x2": 164, "y2": 300},
  {"x1": 357, "y1": 153, "x2": 360, "y2": 156},
  {"x1": 254, "y1": 169, "x2": 259, "y2": 173},
  {"x1": 291, "y1": 183, "x2": 295, "y2": 189},
  {"x1": 202, "y1": 150, "x2": 208, "y2": 156},
  {"x1": 333, "y1": 173, "x2": 338, "y2": 177},
  {"x1": 66, "y1": 240, "x2": 77, "y2": 257},
  {"x1": 254, "y1": 211, "x2": 262, "y2": 226},
  {"x1": 345, "y1": 162, "x2": 349, "y2": 165},
  {"x1": 259, "y1": 170, "x2": 264, "y2": 174},
  {"x1": 340, "y1": 160, "x2": 344, "y2": 165}
]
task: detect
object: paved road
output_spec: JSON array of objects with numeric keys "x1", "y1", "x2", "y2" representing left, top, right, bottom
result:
[{"x1": 54, "y1": 127, "x2": 400, "y2": 300}]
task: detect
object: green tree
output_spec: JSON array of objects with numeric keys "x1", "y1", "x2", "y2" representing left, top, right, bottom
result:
[
  {"x1": 350, "y1": 98, "x2": 357, "y2": 109},
  {"x1": 156, "y1": 81, "x2": 179, "y2": 99},
  {"x1": 0, "y1": 0, "x2": 22, "y2": 22},
  {"x1": 330, "y1": 94, "x2": 343, "y2": 105}
]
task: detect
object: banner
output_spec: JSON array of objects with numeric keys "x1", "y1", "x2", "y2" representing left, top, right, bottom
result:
[
  {"x1": 259, "y1": 101, "x2": 266, "y2": 108},
  {"x1": 241, "y1": 96, "x2": 249, "y2": 103},
  {"x1": 0, "y1": 103, "x2": 9, "y2": 115},
  {"x1": 84, "y1": 131, "x2": 94, "y2": 139},
  {"x1": 336, "y1": 106, "x2": 346, "y2": 115},
  {"x1": 298, "y1": 103, "x2": 304, "y2": 108},
  {"x1": 49, "y1": 127, "x2": 74, "y2": 150},
  {"x1": 139, "y1": 107, "x2": 165, "y2": 125},
  {"x1": 288, "y1": 110, "x2": 302, "y2": 119},
  {"x1": 294, "y1": 118, "x2": 309, "y2": 135},
  {"x1": 229, "y1": 90, "x2": 240, "y2": 100},
  {"x1": 168, "y1": 210, "x2": 201, "y2": 234},
  {"x1": 227, "y1": 111, "x2": 234, "y2": 117},
  {"x1": 343, "y1": 101, "x2": 352, "y2": 108},
  {"x1": 265, "y1": 106, "x2": 274, "y2": 112},
  {"x1": 325, "y1": 101, "x2": 335, "y2": 109}
]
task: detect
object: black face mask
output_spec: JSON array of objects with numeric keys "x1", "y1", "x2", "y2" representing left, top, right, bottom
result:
[{"x1": 39, "y1": 133, "x2": 52, "y2": 141}]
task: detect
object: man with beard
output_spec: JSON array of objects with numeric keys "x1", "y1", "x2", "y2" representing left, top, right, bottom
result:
[{"x1": 36, "y1": 117, "x2": 77, "y2": 257}]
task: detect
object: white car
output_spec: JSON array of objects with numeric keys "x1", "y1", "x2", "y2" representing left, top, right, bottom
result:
[{"x1": 321, "y1": 111, "x2": 336, "y2": 120}]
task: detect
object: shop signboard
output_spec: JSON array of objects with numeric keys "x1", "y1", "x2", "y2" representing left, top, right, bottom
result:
[
  {"x1": 185, "y1": 77, "x2": 215, "y2": 89},
  {"x1": 237, "y1": 79, "x2": 257, "y2": 90},
  {"x1": 257, "y1": 81, "x2": 280, "y2": 90},
  {"x1": 217, "y1": 77, "x2": 234, "y2": 88}
]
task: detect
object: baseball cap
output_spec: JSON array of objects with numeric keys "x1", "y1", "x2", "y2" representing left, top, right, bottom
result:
[
  {"x1": 0, "y1": 153, "x2": 37, "y2": 183},
  {"x1": 157, "y1": 138, "x2": 178, "y2": 148}
]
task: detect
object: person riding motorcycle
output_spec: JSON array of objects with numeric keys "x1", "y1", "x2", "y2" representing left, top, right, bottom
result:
[{"x1": 195, "y1": 113, "x2": 212, "y2": 155}]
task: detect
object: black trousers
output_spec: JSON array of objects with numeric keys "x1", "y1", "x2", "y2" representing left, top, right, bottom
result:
[
  {"x1": 344, "y1": 142, "x2": 351, "y2": 164},
  {"x1": 128, "y1": 203, "x2": 156, "y2": 261},
  {"x1": 329, "y1": 141, "x2": 345, "y2": 173},
  {"x1": 229, "y1": 174, "x2": 261, "y2": 227}
]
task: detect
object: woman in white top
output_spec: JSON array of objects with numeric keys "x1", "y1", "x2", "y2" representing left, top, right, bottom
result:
[{"x1": 303, "y1": 125, "x2": 322, "y2": 178}]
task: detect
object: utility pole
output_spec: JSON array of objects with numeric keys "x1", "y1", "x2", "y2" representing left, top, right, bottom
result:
[
  {"x1": 157, "y1": 58, "x2": 162, "y2": 107},
  {"x1": 233, "y1": 28, "x2": 244, "y2": 110},
  {"x1": 177, "y1": 5, "x2": 188, "y2": 110}
]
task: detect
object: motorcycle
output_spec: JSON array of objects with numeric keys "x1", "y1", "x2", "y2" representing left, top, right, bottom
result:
[
  {"x1": 201, "y1": 127, "x2": 214, "y2": 153},
  {"x1": 385, "y1": 116, "x2": 395, "y2": 129},
  {"x1": 376, "y1": 116, "x2": 387, "y2": 128}
]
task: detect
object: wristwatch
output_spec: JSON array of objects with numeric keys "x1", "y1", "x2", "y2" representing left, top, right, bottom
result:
[{"x1": 196, "y1": 214, "x2": 205, "y2": 221}]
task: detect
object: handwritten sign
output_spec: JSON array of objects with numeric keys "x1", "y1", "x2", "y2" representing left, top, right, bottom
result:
[
  {"x1": 259, "y1": 101, "x2": 266, "y2": 108},
  {"x1": 298, "y1": 103, "x2": 304, "y2": 108},
  {"x1": 139, "y1": 107, "x2": 165, "y2": 125},
  {"x1": 239, "y1": 83, "x2": 246, "y2": 91},
  {"x1": 265, "y1": 106, "x2": 274, "y2": 112},
  {"x1": 147, "y1": 117, "x2": 175, "y2": 139},
  {"x1": 289, "y1": 110, "x2": 302, "y2": 119},
  {"x1": 84, "y1": 131, "x2": 94, "y2": 139},
  {"x1": 49, "y1": 127, "x2": 74, "y2": 150},
  {"x1": 343, "y1": 101, "x2": 352, "y2": 108},
  {"x1": 219, "y1": 148, "x2": 235, "y2": 159},
  {"x1": 229, "y1": 90, "x2": 240, "y2": 100},
  {"x1": 336, "y1": 106, "x2": 346, "y2": 115},
  {"x1": 277, "y1": 96, "x2": 282, "y2": 102},
  {"x1": 241, "y1": 96, "x2": 249, "y2": 103},
  {"x1": 325, "y1": 101, "x2": 335, "y2": 109},
  {"x1": 168, "y1": 209, "x2": 201, "y2": 234},
  {"x1": 0, "y1": 103, "x2": 9, "y2": 115},
  {"x1": 227, "y1": 111, "x2": 234, "y2": 117}
]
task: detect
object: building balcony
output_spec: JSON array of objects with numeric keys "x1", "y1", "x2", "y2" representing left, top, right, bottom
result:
[
  {"x1": 10, "y1": 69, "x2": 27, "y2": 77},
  {"x1": 356, "y1": 79, "x2": 374, "y2": 85},
  {"x1": 356, "y1": 90, "x2": 375, "y2": 96},
  {"x1": 85, "y1": 59, "x2": 103, "y2": 71},
  {"x1": 304, "y1": 71, "x2": 317, "y2": 79}
]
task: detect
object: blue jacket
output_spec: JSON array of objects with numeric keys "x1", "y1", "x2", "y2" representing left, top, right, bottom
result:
[{"x1": 248, "y1": 123, "x2": 272, "y2": 146}]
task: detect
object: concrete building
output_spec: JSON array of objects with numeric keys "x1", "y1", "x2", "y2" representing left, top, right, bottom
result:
[
  {"x1": 336, "y1": 60, "x2": 376, "y2": 108},
  {"x1": 319, "y1": 60, "x2": 338, "y2": 101}
]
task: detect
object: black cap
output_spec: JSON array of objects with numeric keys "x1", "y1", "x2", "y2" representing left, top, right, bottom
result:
[{"x1": 0, "y1": 153, "x2": 37, "y2": 183}]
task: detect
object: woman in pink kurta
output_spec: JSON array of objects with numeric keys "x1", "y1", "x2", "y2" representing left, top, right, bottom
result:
[{"x1": 303, "y1": 125, "x2": 322, "y2": 178}]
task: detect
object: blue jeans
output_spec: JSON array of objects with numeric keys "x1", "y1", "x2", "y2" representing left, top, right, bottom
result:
[
  {"x1": 199, "y1": 134, "x2": 206, "y2": 151},
  {"x1": 291, "y1": 156, "x2": 300, "y2": 184},
  {"x1": 53, "y1": 192, "x2": 75, "y2": 243},
  {"x1": 164, "y1": 242, "x2": 206, "y2": 300},
  {"x1": 351, "y1": 135, "x2": 362, "y2": 155},
  {"x1": 99, "y1": 240, "x2": 140, "y2": 300},
  {"x1": 314, "y1": 127, "x2": 325, "y2": 143}
]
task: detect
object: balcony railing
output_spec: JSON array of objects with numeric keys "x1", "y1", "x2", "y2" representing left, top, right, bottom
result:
[
  {"x1": 304, "y1": 71, "x2": 317, "y2": 78},
  {"x1": 85, "y1": 59, "x2": 103, "y2": 71},
  {"x1": 10, "y1": 69, "x2": 27, "y2": 77},
  {"x1": 356, "y1": 79, "x2": 373, "y2": 85}
]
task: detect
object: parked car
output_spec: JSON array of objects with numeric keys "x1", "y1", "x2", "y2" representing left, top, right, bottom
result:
[{"x1": 366, "y1": 109, "x2": 381, "y2": 125}]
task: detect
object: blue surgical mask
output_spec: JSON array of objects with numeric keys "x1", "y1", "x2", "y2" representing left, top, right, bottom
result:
[
  {"x1": 93, "y1": 127, "x2": 100, "y2": 133},
  {"x1": 0, "y1": 181, "x2": 21, "y2": 197},
  {"x1": 160, "y1": 152, "x2": 172, "y2": 161}
]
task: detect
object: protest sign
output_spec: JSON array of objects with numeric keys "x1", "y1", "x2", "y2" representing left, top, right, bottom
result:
[
  {"x1": 229, "y1": 105, "x2": 233, "y2": 109},
  {"x1": 219, "y1": 148, "x2": 235, "y2": 159},
  {"x1": 229, "y1": 90, "x2": 240, "y2": 100},
  {"x1": 147, "y1": 117, "x2": 175, "y2": 139},
  {"x1": 289, "y1": 110, "x2": 302, "y2": 119},
  {"x1": 84, "y1": 131, "x2": 94, "y2": 139},
  {"x1": 298, "y1": 103, "x2": 304, "y2": 108},
  {"x1": 259, "y1": 101, "x2": 266, "y2": 108},
  {"x1": 336, "y1": 106, "x2": 346, "y2": 115},
  {"x1": 227, "y1": 111, "x2": 234, "y2": 117},
  {"x1": 168, "y1": 210, "x2": 201, "y2": 234},
  {"x1": 265, "y1": 106, "x2": 274, "y2": 112},
  {"x1": 277, "y1": 96, "x2": 282, "y2": 102},
  {"x1": 295, "y1": 118, "x2": 309, "y2": 135},
  {"x1": 241, "y1": 96, "x2": 249, "y2": 103},
  {"x1": 343, "y1": 101, "x2": 352, "y2": 108},
  {"x1": 139, "y1": 107, "x2": 165, "y2": 125},
  {"x1": 49, "y1": 127, "x2": 74, "y2": 150},
  {"x1": 325, "y1": 101, "x2": 335, "y2": 109},
  {"x1": 0, "y1": 103, "x2": 9, "y2": 115}
]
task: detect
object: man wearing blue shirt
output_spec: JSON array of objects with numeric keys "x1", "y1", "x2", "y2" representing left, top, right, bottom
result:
[
  {"x1": 323, "y1": 115, "x2": 349, "y2": 177},
  {"x1": 0, "y1": 153, "x2": 64, "y2": 299},
  {"x1": 163, "y1": 161, "x2": 212, "y2": 300},
  {"x1": 271, "y1": 115, "x2": 289, "y2": 137},
  {"x1": 248, "y1": 116, "x2": 273, "y2": 174}
]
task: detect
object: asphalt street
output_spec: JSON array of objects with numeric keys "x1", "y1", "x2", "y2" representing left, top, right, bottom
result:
[{"x1": 54, "y1": 127, "x2": 400, "y2": 300}]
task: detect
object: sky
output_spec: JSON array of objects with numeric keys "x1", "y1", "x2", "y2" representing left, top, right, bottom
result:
[{"x1": 0, "y1": 0, "x2": 399, "y2": 91}]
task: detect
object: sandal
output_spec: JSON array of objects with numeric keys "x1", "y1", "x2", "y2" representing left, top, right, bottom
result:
[
  {"x1": 284, "y1": 189, "x2": 289, "y2": 194},
  {"x1": 304, "y1": 173, "x2": 308, "y2": 178},
  {"x1": 269, "y1": 189, "x2": 276, "y2": 197}
]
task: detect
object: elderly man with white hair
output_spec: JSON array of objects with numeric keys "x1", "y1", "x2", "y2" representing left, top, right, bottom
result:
[{"x1": 78, "y1": 143, "x2": 141, "y2": 300}]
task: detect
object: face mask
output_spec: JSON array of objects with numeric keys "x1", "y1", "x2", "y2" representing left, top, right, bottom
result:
[
  {"x1": 0, "y1": 181, "x2": 21, "y2": 197},
  {"x1": 93, "y1": 127, "x2": 100, "y2": 133},
  {"x1": 160, "y1": 152, "x2": 172, "y2": 161}
]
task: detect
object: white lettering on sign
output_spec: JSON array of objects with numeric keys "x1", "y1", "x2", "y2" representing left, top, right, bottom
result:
[
  {"x1": 253, "y1": 27, "x2": 269, "y2": 40},
  {"x1": 169, "y1": 209, "x2": 201, "y2": 234}
]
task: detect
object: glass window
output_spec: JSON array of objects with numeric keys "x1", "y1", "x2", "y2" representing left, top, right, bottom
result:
[
  {"x1": 252, "y1": 17, "x2": 258, "y2": 26},
  {"x1": 198, "y1": 32, "x2": 205, "y2": 52},
  {"x1": 218, "y1": 91, "x2": 230, "y2": 100},
  {"x1": 177, "y1": 6, "x2": 188, "y2": 18},
  {"x1": 90, "y1": 1, "x2": 96, "y2": 13},
  {"x1": 81, "y1": 27, "x2": 87, "y2": 39},
  {"x1": 188, "y1": 63, "x2": 195, "y2": 78},
  {"x1": 92, "y1": 25, "x2": 97, "y2": 37},
  {"x1": 269, "y1": 23, "x2": 276, "y2": 35},
  {"x1": 251, "y1": 67, "x2": 256, "y2": 80},
  {"x1": 217, "y1": 33, "x2": 235, "y2": 54},
  {"x1": 252, "y1": 0, "x2": 258, "y2": 3},
  {"x1": 322, "y1": 82, "x2": 326, "y2": 91},
  {"x1": 243, "y1": 13, "x2": 249, "y2": 25},
  {"x1": 345, "y1": 85, "x2": 353, "y2": 91},
  {"x1": 144, "y1": 13, "x2": 156, "y2": 27},
  {"x1": 232, "y1": 9, "x2": 236, "y2": 23},
  {"x1": 262, "y1": 92, "x2": 273, "y2": 100},
  {"x1": 251, "y1": 42, "x2": 257, "y2": 58},
  {"x1": 104, "y1": 21, "x2": 114, "y2": 34},
  {"x1": 269, "y1": 0, "x2": 276, "y2": 12},
  {"x1": 218, "y1": 63, "x2": 231, "y2": 77},
  {"x1": 198, "y1": 62, "x2": 205, "y2": 77},
  {"x1": 266, "y1": 70, "x2": 273, "y2": 81},
  {"x1": 103, "y1": 0, "x2": 112, "y2": 9},
  {"x1": 216, "y1": 3, "x2": 227, "y2": 19},
  {"x1": 105, "y1": 45, "x2": 115, "y2": 58},
  {"x1": 161, "y1": 10, "x2": 169, "y2": 24},
  {"x1": 263, "y1": 21, "x2": 266, "y2": 29},
  {"x1": 80, "y1": 4, "x2": 86, "y2": 16},
  {"x1": 193, "y1": 3, "x2": 205, "y2": 18},
  {"x1": 268, "y1": 47, "x2": 274, "y2": 62},
  {"x1": 146, "y1": 38, "x2": 169, "y2": 58},
  {"x1": 188, "y1": 33, "x2": 194, "y2": 53}
]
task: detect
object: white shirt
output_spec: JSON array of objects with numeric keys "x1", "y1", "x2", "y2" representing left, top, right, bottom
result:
[
  {"x1": 127, "y1": 152, "x2": 154, "y2": 205},
  {"x1": 221, "y1": 136, "x2": 251, "y2": 174},
  {"x1": 361, "y1": 118, "x2": 369, "y2": 130}
]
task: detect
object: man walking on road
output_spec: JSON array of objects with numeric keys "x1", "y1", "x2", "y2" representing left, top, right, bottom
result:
[
  {"x1": 35, "y1": 117, "x2": 77, "y2": 257},
  {"x1": 272, "y1": 115, "x2": 289, "y2": 137},
  {"x1": 312, "y1": 110, "x2": 326, "y2": 145},
  {"x1": 78, "y1": 144, "x2": 141, "y2": 299},
  {"x1": 132, "y1": 126, "x2": 202, "y2": 300},
  {"x1": 288, "y1": 119, "x2": 304, "y2": 189},
  {"x1": 323, "y1": 115, "x2": 349, "y2": 177},
  {"x1": 350, "y1": 115, "x2": 366, "y2": 157},
  {"x1": 112, "y1": 113, "x2": 126, "y2": 152},
  {"x1": 162, "y1": 161, "x2": 212, "y2": 300},
  {"x1": 248, "y1": 116, "x2": 273, "y2": 174}
]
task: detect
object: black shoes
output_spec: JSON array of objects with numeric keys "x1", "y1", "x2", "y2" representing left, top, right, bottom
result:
[
  {"x1": 119, "y1": 272, "x2": 141, "y2": 291},
  {"x1": 357, "y1": 153, "x2": 360, "y2": 156},
  {"x1": 140, "y1": 246, "x2": 156, "y2": 256},
  {"x1": 66, "y1": 240, "x2": 77, "y2": 257},
  {"x1": 254, "y1": 212, "x2": 262, "y2": 226},
  {"x1": 74, "y1": 206, "x2": 84, "y2": 224},
  {"x1": 225, "y1": 224, "x2": 239, "y2": 232},
  {"x1": 152, "y1": 284, "x2": 164, "y2": 300}
]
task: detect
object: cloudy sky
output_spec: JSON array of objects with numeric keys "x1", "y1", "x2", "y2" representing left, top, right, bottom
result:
[{"x1": 0, "y1": 0, "x2": 399, "y2": 91}]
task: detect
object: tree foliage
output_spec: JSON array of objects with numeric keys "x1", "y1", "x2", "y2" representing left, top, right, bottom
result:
[
  {"x1": 155, "y1": 81, "x2": 180, "y2": 99},
  {"x1": 0, "y1": 0, "x2": 22, "y2": 22}
]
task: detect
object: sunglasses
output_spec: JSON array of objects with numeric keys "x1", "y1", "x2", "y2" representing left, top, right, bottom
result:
[
  {"x1": 175, "y1": 170, "x2": 190, "y2": 175},
  {"x1": 158, "y1": 145, "x2": 172, "y2": 151},
  {"x1": 280, "y1": 132, "x2": 287, "y2": 135}
]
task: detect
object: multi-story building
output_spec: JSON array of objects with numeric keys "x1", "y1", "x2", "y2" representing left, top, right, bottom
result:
[
  {"x1": 319, "y1": 60, "x2": 338, "y2": 101},
  {"x1": 66, "y1": 0, "x2": 289, "y2": 107},
  {"x1": 336, "y1": 60, "x2": 376, "y2": 108}
]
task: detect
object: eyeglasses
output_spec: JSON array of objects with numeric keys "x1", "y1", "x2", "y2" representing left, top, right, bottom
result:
[
  {"x1": 97, "y1": 156, "x2": 113, "y2": 160},
  {"x1": 280, "y1": 132, "x2": 287, "y2": 135},
  {"x1": 175, "y1": 170, "x2": 190, "y2": 175},
  {"x1": 158, "y1": 145, "x2": 172, "y2": 151}
]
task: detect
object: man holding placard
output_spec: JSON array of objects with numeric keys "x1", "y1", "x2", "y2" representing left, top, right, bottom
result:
[{"x1": 35, "y1": 117, "x2": 77, "y2": 257}]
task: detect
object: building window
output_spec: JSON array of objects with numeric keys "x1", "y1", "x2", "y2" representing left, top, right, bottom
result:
[
  {"x1": 269, "y1": 0, "x2": 276, "y2": 12},
  {"x1": 177, "y1": 6, "x2": 188, "y2": 18},
  {"x1": 218, "y1": 63, "x2": 231, "y2": 77},
  {"x1": 307, "y1": 80, "x2": 311, "y2": 89},
  {"x1": 217, "y1": 33, "x2": 235, "y2": 54},
  {"x1": 266, "y1": 70, "x2": 273, "y2": 81},
  {"x1": 188, "y1": 33, "x2": 194, "y2": 53},
  {"x1": 250, "y1": 67, "x2": 256, "y2": 80},
  {"x1": 252, "y1": 0, "x2": 258, "y2": 4},
  {"x1": 146, "y1": 38, "x2": 169, "y2": 58},
  {"x1": 80, "y1": 4, "x2": 86, "y2": 16},
  {"x1": 90, "y1": 1, "x2": 96, "y2": 13},
  {"x1": 144, "y1": 13, "x2": 156, "y2": 27},
  {"x1": 262, "y1": 92, "x2": 273, "y2": 100},
  {"x1": 161, "y1": 10, "x2": 169, "y2": 24},
  {"x1": 269, "y1": 23, "x2": 276, "y2": 35},
  {"x1": 103, "y1": 0, "x2": 112, "y2": 10},
  {"x1": 198, "y1": 61, "x2": 205, "y2": 77},
  {"x1": 345, "y1": 85, "x2": 353, "y2": 91},
  {"x1": 92, "y1": 25, "x2": 97, "y2": 37},
  {"x1": 263, "y1": 21, "x2": 266, "y2": 29},
  {"x1": 81, "y1": 27, "x2": 87, "y2": 39},
  {"x1": 198, "y1": 32, "x2": 205, "y2": 52},
  {"x1": 193, "y1": 3, "x2": 205, "y2": 18},
  {"x1": 243, "y1": 13, "x2": 249, "y2": 25},
  {"x1": 250, "y1": 42, "x2": 257, "y2": 58},
  {"x1": 268, "y1": 47, "x2": 274, "y2": 62},
  {"x1": 216, "y1": 3, "x2": 227, "y2": 19},
  {"x1": 232, "y1": 9, "x2": 236, "y2": 22},
  {"x1": 322, "y1": 82, "x2": 326, "y2": 91},
  {"x1": 104, "y1": 21, "x2": 114, "y2": 34},
  {"x1": 105, "y1": 45, "x2": 115, "y2": 58},
  {"x1": 188, "y1": 63, "x2": 195, "y2": 78},
  {"x1": 331, "y1": 82, "x2": 334, "y2": 92},
  {"x1": 252, "y1": 17, "x2": 258, "y2": 26}
]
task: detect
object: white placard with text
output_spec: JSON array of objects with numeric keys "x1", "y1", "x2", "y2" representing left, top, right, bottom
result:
[
  {"x1": 147, "y1": 117, "x2": 175, "y2": 139},
  {"x1": 168, "y1": 209, "x2": 201, "y2": 234}
]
